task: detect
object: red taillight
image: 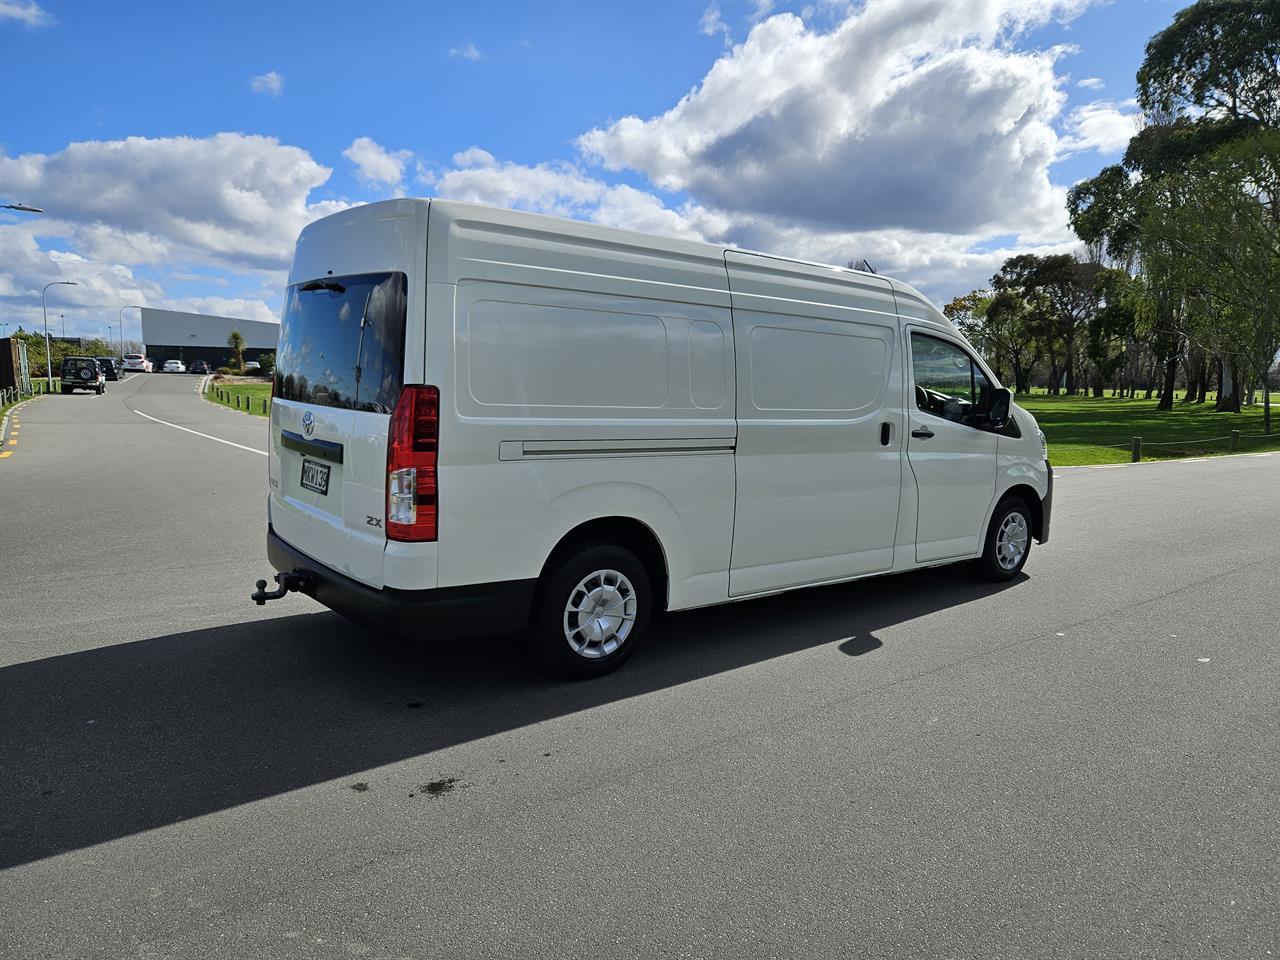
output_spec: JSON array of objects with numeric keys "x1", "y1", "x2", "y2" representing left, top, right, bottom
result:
[{"x1": 386, "y1": 385, "x2": 439, "y2": 541}]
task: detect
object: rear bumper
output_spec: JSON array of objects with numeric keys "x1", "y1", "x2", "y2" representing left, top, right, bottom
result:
[
  {"x1": 1038, "y1": 460, "x2": 1053, "y2": 544},
  {"x1": 266, "y1": 526, "x2": 536, "y2": 640}
]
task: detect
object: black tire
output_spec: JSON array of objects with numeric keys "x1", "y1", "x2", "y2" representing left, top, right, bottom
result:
[
  {"x1": 976, "y1": 496, "x2": 1033, "y2": 582},
  {"x1": 529, "y1": 543, "x2": 652, "y2": 679}
]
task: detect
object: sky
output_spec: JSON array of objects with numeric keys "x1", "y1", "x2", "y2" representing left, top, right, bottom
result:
[{"x1": 0, "y1": 0, "x2": 1181, "y2": 342}]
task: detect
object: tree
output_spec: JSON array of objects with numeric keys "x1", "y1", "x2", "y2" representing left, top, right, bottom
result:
[
  {"x1": 944, "y1": 289, "x2": 1041, "y2": 394},
  {"x1": 1137, "y1": 0, "x2": 1280, "y2": 129},
  {"x1": 1144, "y1": 132, "x2": 1280, "y2": 432},
  {"x1": 992, "y1": 254, "x2": 1102, "y2": 395},
  {"x1": 227, "y1": 330, "x2": 245, "y2": 370}
]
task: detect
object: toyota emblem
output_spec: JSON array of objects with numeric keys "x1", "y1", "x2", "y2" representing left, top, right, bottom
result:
[{"x1": 302, "y1": 411, "x2": 315, "y2": 437}]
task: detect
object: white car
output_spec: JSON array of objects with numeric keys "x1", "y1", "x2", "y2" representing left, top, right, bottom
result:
[
  {"x1": 255, "y1": 199, "x2": 1052, "y2": 678},
  {"x1": 162, "y1": 360, "x2": 186, "y2": 374},
  {"x1": 122, "y1": 353, "x2": 152, "y2": 373}
]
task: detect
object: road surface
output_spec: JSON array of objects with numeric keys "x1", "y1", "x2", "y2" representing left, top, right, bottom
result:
[{"x1": 1, "y1": 373, "x2": 1277, "y2": 959}]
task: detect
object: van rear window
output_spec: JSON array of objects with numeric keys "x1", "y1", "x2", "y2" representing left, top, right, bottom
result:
[{"x1": 275, "y1": 272, "x2": 407, "y2": 413}]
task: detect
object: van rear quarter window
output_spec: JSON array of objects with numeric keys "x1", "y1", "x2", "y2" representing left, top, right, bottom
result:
[{"x1": 275, "y1": 272, "x2": 407, "y2": 413}]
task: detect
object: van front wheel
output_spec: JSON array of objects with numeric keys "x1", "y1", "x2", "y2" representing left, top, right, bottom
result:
[
  {"x1": 531, "y1": 544, "x2": 652, "y2": 679},
  {"x1": 976, "y1": 496, "x2": 1032, "y2": 582}
]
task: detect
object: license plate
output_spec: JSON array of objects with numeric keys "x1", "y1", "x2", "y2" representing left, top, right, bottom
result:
[{"x1": 300, "y1": 459, "x2": 330, "y2": 495}]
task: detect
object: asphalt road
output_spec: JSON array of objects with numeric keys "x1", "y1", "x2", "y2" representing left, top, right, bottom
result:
[{"x1": 1, "y1": 373, "x2": 1277, "y2": 960}]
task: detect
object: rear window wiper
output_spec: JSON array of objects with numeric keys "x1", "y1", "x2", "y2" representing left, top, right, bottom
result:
[{"x1": 299, "y1": 279, "x2": 346, "y2": 294}]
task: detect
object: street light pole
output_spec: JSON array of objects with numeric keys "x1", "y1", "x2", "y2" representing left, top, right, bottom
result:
[
  {"x1": 120, "y1": 304, "x2": 143, "y2": 356},
  {"x1": 41, "y1": 280, "x2": 78, "y2": 391},
  {"x1": 60, "y1": 313, "x2": 66, "y2": 339}
]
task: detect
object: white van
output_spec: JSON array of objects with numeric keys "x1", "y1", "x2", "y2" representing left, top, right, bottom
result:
[{"x1": 253, "y1": 199, "x2": 1051, "y2": 677}]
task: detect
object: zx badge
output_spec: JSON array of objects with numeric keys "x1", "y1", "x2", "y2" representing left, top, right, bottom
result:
[{"x1": 366, "y1": 516, "x2": 383, "y2": 528}]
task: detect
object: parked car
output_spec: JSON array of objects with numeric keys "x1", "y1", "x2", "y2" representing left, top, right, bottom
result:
[
  {"x1": 162, "y1": 360, "x2": 186, "y2": 374},
  {"x1": 146, "y1": 358, "x2": 159, "y2": 371},
  {"x1": 122, "y1": 353, "x2": 152, "y2": 373},
  {"x1": 189, "y1": 360, "x2": 212, "y2": 375},
  {"x1": 243, "y1": 361, "x2": 261, "y2": 374},
  {"x1": 61, "y1": 356, "x2": 106, "y2": 395},
  {"x1": 253, "y1": 199, "x2": 1052, "y2": 679},
  {"x1": 96, "y1": 357, "x2": 121, "y2": 381}
]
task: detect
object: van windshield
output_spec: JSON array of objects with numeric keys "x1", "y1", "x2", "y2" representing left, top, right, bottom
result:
[{"x1": 275, "y1": 272, "x2": 407, "y2": 413}]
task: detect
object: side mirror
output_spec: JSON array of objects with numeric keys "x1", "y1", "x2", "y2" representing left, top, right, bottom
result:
[{"x1": 989, "y1": 387, "x2": 1012, "y2": 428}]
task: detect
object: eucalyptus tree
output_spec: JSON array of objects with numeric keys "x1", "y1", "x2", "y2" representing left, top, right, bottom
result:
[{"x1": 1144, "y1": 132, "x2": 1280, "y2": 431}]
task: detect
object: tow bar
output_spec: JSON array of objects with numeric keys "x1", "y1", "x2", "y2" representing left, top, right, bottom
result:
[{"x1": 251, "y1": 570, "x2": 314, "y2": 605}]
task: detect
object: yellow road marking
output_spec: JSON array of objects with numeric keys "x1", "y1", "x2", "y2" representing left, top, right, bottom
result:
[
  {"x1": 0, "y1": 451, "x2": 11, "y2": 458},
  {"x1": 6, "y1": 439, "x2": 15, "y2": 445}
]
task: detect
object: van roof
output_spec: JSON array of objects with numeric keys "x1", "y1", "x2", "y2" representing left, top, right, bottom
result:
[{"x1": 300, "y1": 197, "x2": 955, "y2": 331}]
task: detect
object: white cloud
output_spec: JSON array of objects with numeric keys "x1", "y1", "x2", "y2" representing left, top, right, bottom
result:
[
  {"x1": 448, "y1": 42, "x2": 482, "y2": 61},
  {"x1": 1058, "y1": 99, "x2": 1141, "y2": 156},
  {"x1": 748, "y1": 0, "x2": 776, "y2": 24},
  {"x1": 342, "y1": 136, "x2": 413, "y2": 194},
  {"x1": 0, "y1": 1, "x2": 52, "y2": 26},
  {"x1": 1076, "y1": 76, "x2": 1104, "y2": 90},
  {"x1": 700, "y1": 2, "x2": 729, "y2": 37},
  {"x1": 580, "y1": 2, "x2": 1091, "y2": 240},
  {"x1": 0, "y1": 133, "x2": 346, "y2": 272},
  {"x1": 434, "y1": 149, "x2": 604, "y2": 216},
  {"x1": 250, "y1": 70, "x2": 284, "y2": 96}
]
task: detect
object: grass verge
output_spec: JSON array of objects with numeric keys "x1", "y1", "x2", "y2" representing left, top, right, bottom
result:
[{"x1": 207, "y1": 380, "x2": 272, "y2": 417}]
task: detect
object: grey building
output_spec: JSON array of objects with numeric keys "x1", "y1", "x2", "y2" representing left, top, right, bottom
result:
[{"x1": 140, "y1": 308, "x2": 279, "y2": 368}]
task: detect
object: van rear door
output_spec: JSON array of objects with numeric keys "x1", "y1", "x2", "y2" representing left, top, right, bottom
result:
[{"x1": 270, "y1": 272, "x2": 407, "y2": 588}]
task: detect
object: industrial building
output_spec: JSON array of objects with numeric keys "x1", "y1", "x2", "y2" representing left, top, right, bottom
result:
[{"x1": 140, "y1": 308, "x2": 279, "y2": 368}]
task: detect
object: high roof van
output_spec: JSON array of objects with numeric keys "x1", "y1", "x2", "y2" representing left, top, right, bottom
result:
[{"x1": 253, "y1": 199, "x2": 1052, "y2": 677}]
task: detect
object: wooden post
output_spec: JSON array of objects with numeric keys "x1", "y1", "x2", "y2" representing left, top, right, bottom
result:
[
  {"x1": 1131, "y1": 436, "x2": 1142, "y2": 462},
  {"x1": 1230, "y1": 430, "x2": 1239, "y2": 452}
]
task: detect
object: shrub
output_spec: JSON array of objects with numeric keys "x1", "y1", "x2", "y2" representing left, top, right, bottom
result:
[{"x1": 216, "y1": 367, "x2": 232, "y2": 375}]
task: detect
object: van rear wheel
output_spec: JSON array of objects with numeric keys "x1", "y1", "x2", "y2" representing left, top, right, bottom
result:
[
  {"x1": 531, "y1": 543, "x2": 652, "y2": 679},
  {"x1": 976, "y1": 496, "x2": 1032, "y2": 582}
]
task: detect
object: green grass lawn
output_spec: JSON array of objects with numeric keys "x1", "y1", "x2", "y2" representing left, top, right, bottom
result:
[
  {"x1": 1018, "y1": 393, "x2": 1278, "y2": 465},
  {"x1": 207, "y1": 380, "x2": 272, "y2": 417}
]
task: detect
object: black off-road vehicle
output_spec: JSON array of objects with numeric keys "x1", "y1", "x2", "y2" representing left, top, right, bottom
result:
[
  {"x1": 61, "y1": 356, "x2": 107, "y2": 395},
  {"x1": 97, "y1": 356, "x2": 121, "y2": 381}
]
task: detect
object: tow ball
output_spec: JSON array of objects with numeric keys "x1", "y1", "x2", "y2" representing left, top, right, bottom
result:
[{"x1": 251, "y1": 570, "x2": 314, "y2": 605}]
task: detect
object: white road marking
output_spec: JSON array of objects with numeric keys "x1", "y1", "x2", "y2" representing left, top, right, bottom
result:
[{"x1": 132, "y1": 408, "x2": 267, "y2": 456}]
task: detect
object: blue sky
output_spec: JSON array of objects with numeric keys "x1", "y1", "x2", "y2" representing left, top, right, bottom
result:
[{"x1": 1, "y1": 0, "x2": 1181, "y2": 341}]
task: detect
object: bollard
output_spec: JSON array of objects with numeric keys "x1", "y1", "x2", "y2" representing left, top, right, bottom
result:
[
  {"x1": 261, "y1": 398, "x2": 267, "y2": 414},
  {"x1": 1230, "y1": 430, "x2": 1239, "y2": 452},
  {"x1": 236, "y1": 395, "x2": 241, "y2": 409},
  {"x1": 1131, "y1": 436, "x2": 1142, "y2": 462}
]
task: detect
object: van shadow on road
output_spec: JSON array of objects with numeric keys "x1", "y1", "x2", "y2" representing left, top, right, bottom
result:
[{"x1": 0, "y1": 567, "x2": 1024, "y2": 869}]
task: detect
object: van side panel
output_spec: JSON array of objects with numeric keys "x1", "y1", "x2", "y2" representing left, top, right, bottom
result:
[
  {"x1": 726, "y1": 252, "x2": 905, "y2": 596},
  {"x1": 425, "y1": 203, "x2": 737, "y2": 611}
]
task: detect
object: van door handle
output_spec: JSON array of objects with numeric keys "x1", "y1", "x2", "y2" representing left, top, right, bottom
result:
[
  {"x1": 879, "y1": 422, "x2": 892, "y2": 446},
  {"x1": 911, "y1": 427, "x2": 935, "y2": 440}
]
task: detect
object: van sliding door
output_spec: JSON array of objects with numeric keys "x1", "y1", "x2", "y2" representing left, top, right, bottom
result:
[{"x1": 726, "y1": 252, "x2": 904, "y2": 596}]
